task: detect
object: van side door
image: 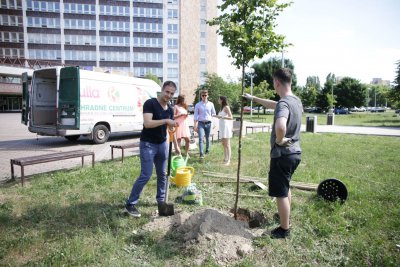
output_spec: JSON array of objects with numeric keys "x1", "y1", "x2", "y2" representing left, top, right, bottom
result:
[{"x1": 58, "y1": 67, "x2": 80, "y2": 129}]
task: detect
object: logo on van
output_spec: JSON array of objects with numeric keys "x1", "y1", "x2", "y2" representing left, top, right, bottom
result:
[
  {"x1": 81, "y1": 86, "x2": 100, "y2": 98},
  {"x1": 108, "y1": 88, "x2": 120, "y2": 102}
]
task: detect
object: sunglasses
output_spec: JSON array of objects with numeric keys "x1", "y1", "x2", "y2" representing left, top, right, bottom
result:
[{"x1": 201, "y1": 95, "x2": 208, "y2": 97}]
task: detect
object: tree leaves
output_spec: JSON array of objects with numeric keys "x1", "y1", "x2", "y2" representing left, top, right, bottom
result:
[{"x1": 208, "y1": 0, "x2": 292, "y2": 69}]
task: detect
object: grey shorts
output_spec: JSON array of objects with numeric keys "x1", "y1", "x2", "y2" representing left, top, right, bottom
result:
[{"x1": 268, "y1": 154, "x2": 301, "y2": 198}]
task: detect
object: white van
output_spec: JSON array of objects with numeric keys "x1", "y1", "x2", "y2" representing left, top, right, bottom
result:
[{"x1": 22, "y1": 66, "x2": 161, "y2": 143}]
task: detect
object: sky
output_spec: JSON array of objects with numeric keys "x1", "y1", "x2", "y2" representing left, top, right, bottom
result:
[{"x1": 217, "y1": 0, "x2": 400, "y2": 86}]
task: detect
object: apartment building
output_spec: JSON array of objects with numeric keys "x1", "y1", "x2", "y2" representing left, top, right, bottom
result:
[{"x1": 0, "y1": 0, "x2": 217, "y2": 107}]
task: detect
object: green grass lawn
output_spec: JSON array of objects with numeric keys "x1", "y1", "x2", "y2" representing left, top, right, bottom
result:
[
  {"x1": 243, "y1": 110, "x2": 400, "y2": 127},
  {"x1": 1, "y1": 132, "x2": 399, "y2": 266}
]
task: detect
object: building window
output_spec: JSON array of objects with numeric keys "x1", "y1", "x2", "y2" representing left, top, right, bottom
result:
[
  {"x1": 26, "y1": 0, "x2": 60, "y2": 12},
  {"x1": 28, "y1": 33, "x2": 61, "y2": 44},
  {"x1": 0, "y1": 15, "x2": 23, "y2": 26},
  {"x1": 132, "y1": 7, "x2": 162, "y2": 18},
  {"x1": 65, "y1": 34, "x2": 96, "y2": 45},
  {"x1": 1, "y1": 31, "x2": 24, "y2": 43},
  {"x1": 168, "y1": 24, "x2": 178, "y2": 34},
  {"x1": 27, "y1": 17, "x2": 60, "y2": 28},
  {"x1": 168, "y1": 9, "x2": 178, "y2": 19},
  {"x1": 28, "y1": 49, "x2": 61, "y2": 60},
  {"x1": 64, "y1": 19, "x2": 95, "y2": 30},
  {"x1": 99, "y1": 51, "x2": 130, "y2": 62},
  {"x1": 167, "y1": 38, "x2": 178, "y2": 49},
  {"x1": 65, "y1": 50, "x2": 96, "y2": 61},
  {"x1": 134, "y1": 67, "x2": 162, "y2": 78},
  {"x1": 0, "y1": 48, "x2": 24, "y2": 58},
  {"x1": 99, "y1": 5, "x2": 129, "y2": 16},
  {"x1": 168, "y1": 53, "x2": 178, "y2": 64},
  {"x1": 133, "y1": 22, "x2": 162, "y2": 33},
  {"x1": 133, "y1": 37, "x2": 162, "y2": 48},
  {"x1": 133, "y1": 52, "x2": 162, "y2": 63},
  {"x1": 168, "y1": 68, "x2": 178, "y2": 78}
]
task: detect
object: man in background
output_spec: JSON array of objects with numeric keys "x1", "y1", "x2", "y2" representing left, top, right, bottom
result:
[{"x1": 193, "y1": 90, "x2": 216, "y2": 158}]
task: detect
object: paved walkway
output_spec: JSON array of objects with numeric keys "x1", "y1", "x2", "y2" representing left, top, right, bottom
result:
[
  {"x1": 304, "y1": 124, "x2": 400, "y2": 136},
  {"x1": 0, "y1": 113, "x2": 399, "y2": 184}
]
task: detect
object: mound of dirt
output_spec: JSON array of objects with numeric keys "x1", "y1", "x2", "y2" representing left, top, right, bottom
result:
[
  {"x1": 143, "y1": 208, "x2": 256, "y2": 265},
  {"x1": 177, "y1": 208, "x2": 253, "y2": 241}
]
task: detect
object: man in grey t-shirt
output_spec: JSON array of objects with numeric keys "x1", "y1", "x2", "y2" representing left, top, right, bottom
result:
[{"x1": 244, "y1": 68, "x2": 303, "y2": 239}]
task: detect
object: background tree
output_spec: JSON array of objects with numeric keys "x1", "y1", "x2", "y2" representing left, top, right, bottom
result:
[
  {"x1": 316, "y1": 73, "x2": 336, "y2": 110},
  {"x1": 335, "y1": 77, "x2": 366, "y2": 108},
  {"x1": 368, "y1": 84, "x2": 391, "y2": 107},
  {"x1": 298, "y1": 76, "x2": 320, "y2": 107},
  {"x1": 246, "y1": 57, "x2": 298, "y2": 92},
  {"x1": 244, "y1": 80, "x2": 276, "y2": 113},
  {"x1": 208, "y1": 0, "x2": 291, "y2": 219},
  {"x1": 193, "y1": 73, "x2": 241, "y2": 112},
  {"x1": 144, "y1": 73, "x2": 161, "y2": 85},
  {"x1": 389, "y1": 60, "x2": 400, "y2": 108}
]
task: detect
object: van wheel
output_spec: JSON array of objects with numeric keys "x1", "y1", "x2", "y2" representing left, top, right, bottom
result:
[
  {"x1": 65, "y1": 135, "x2": 80, "y2": 141},
  {"x1": 93, "y1": 125, "x2": 109, "y2": 144}
]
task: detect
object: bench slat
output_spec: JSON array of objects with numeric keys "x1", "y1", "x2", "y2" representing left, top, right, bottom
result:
[
  {"x1": 13, "y1": 153, "x2": 93, "y2": 166},
  {"x1": 10, "y1": 150, "x2": 95, "y2": 186},
  {"x1": 110, "y1": 143, "x2": 139, "y2": 149},
  {"x1": 246, "y1": 125, "x2": 271, "y2": 135},
  {"x1": 110, "y1": 142, "x2": 139, "y2": 162},
  {"x1": 11, "y1": 150, "x2": 93, "y2": 165}
]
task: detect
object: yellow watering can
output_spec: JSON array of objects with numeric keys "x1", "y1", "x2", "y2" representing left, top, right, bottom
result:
[
  {"x1": 172, "y1": 166, "x2": 195, "y2": 187},
  {"x1": 171, "y1": 155, "x2": 189, "y2": 177}
]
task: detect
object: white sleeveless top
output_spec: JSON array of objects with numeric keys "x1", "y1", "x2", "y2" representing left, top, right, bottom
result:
[{"x1": 218, "y1": 109, "x2": 233, "y2": 138}]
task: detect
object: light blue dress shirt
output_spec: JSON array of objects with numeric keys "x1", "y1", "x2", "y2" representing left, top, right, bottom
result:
[{"x1": 194, "y1": 100, "x2": 216, "y2": 122}]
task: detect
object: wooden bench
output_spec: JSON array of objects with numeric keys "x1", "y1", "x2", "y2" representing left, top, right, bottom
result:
[
  {"x1": 189, "y1": 126, "x2": 219, "y2": 144},
  {"x1": 246, "y1": 125, "x2": 271, "y2": 134},
  {"x1": 10, "y1": 150, "x2": 95, "y2": 186},
  {"x1": 110, "y1": 142, "x2": 140, "y2": 162}
]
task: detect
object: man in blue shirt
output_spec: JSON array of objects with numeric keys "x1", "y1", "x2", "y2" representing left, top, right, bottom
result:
[
  {"x1": 194, "y1": 90, "x2": 216, "y2": 158},
  {"x1": 125, "y1": 81, "x2": 179, "y2": 218}
]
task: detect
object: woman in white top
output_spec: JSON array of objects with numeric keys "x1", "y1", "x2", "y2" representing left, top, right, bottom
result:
[{"x1": 214, "y1": 96, "x2": 233, "y2": 165}]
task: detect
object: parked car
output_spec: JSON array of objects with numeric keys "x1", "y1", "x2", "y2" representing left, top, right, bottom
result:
[
  {"x1": 305, "y1": 107, "x2": 323, "y2": 113},
  {"x1": 395, "y1": 109, "x2": 400, "y2": 114},
  {"x1": 350, "y1": 106, "x2": 366, "y2": 112},
  {"x1": 243, "y1": 106, "x2": 252, "y2": 113},
  {"x1": 188, "y1": 104, "x2": 194, "y2": 114},
  {"x1": 334, "y1": 107, "x2": 349, "y2": 114},
  {"x1": 370, "y1": 107, "x2": 385, "y2": 113}
]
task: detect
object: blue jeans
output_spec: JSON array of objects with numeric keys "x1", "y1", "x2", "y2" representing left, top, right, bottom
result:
[
  {"x1": 198, "y1": 121, "x2": 211, "y2": 156},
  {"x1": 127, "y1": 141, "x2": 168, "y2": 205}
]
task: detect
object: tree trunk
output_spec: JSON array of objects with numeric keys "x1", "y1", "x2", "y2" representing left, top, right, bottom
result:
[{"x1": 233, "y1": 62, "x2": 246, "y2": 220}]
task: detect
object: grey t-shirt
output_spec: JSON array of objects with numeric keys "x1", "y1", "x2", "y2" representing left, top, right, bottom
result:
[{"x1": 270, "y1": 95, "x2": 303, "y2": 158}]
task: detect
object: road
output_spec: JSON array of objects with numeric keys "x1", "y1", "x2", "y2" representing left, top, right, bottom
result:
[
  {"x1": 0, "y1": 113, "x2": 141, "y2": 183},
  {"x1": 1, "y1": 113, "x2": 399, "y2": 183}
]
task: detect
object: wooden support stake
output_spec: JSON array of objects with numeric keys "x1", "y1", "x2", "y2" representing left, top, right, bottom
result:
[
  {"x1": 202, "y1": 171, "x2": 318, "y2": 191},
  {"x1": 213, "y1": 191, "x2": 265, "y2": 198}
]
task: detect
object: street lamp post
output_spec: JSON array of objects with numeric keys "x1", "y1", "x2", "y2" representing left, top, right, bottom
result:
[{"x1": 249, "y1": 68, "x2": 255, "y2": 118}]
